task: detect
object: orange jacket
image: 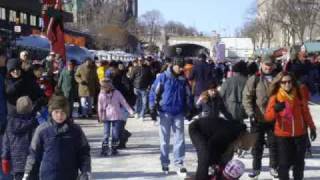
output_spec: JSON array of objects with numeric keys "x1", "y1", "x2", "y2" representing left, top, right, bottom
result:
[{"x1": 264, "y1": 87, "x2": 316, "y2": 137}]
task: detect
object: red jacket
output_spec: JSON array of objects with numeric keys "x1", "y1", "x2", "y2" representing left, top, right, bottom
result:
[{"x1": 264, "y1": 86, "x2": 316, "y2": 137}]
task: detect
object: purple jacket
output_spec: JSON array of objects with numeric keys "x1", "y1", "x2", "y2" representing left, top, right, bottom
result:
[{"x1": 98, "y1": 89, "x2": 134, "y2": 121}]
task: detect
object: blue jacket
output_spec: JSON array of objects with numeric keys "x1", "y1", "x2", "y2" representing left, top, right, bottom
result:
[
  {"x1": 0, "y1": 73, "x2": 6, "y2": 133},
  {"x1": 24, "y1": 119, "x2": 91, "y2": 180},
  {"x1": 2, "y1": 112, "x2": 38, "y2": 173},
  {"x1": 149, "y1": 68, "x2": 192, "y2": 115}
]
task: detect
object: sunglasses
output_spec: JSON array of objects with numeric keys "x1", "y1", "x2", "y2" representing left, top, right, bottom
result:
[{"x1": 280, "y1": 80, "x2": 292, "y2": 84}]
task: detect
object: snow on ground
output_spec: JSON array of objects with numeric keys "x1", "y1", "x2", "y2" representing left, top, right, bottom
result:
[{"x1": 77, "y1": 100, "x2": 320, "y2": 180}]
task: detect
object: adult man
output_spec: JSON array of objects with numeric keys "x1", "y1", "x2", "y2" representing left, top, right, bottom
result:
[
  {"x1": 75, "y1": 58, "x2": 98, "y2": 118},
  {"x1": 19, "y1": 51, "x2": 32, "y2": 73},
  {"x1": 188, "y1": 54, "x2": 216, "y2": 101},
  {"x1": 129, "y1": 57, "x2": 153, "y2": 121},
  {"x1": 149, "y1": 59, "x2": 192, "y2": 177},
  {"x1": 220, "y1": 61, "x2": 248, "y2": 123},
  {"x1": 242, "y1": 55, "x2": 279, "y2": 179}
]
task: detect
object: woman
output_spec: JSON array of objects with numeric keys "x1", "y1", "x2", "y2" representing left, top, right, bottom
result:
[{"x1": 264, "y1": 71, "x2": 317, "y2": 180}]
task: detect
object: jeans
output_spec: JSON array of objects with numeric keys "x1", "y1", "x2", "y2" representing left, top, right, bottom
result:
[
  {"x1": 277, "y1": 135, "x2": 307, "y2": 180},
  {"x1": 134, "y1": 88, "x2": 148, "y2": 118},
  {"x1": 159, "y1": 112, "x2": 185, "y2": 167},
  {"x1": 103, "y1": 120, "x2": 123, "y2": 145},
  {"x1": 80, "y1": 96, "x2": 93, "y2": 117}
]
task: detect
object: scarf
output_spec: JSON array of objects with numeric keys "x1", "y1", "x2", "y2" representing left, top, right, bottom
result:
[{"x1": 277, "y1": 87, "x2": 297, "y2": 105}]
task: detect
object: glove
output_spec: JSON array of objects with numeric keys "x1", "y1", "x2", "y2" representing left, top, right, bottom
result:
[
  {"x1": 81, "y1": 81, "x2": 88, "y2": 86},
  {"x1": 249, "y1": 114, "x2": 256, "y2": 124},
  {"x1": 150, "y1": 107, "x2": 158, "y2": 121},
  {"x1": 22, "y1": 173, "x2": 29, "y2": 180},
  {"x1": 185, "y1": 111, "x2": 194, "y2": 121},
  {"x1": 310, "y1": 129, "x2": 317, "y2": 141},
  {"x1": 2, "y1": 159, "x2": 10, "y2": 175},
  {"x1": 79, "y1": 172, "x2": 91, "y2": 180},
  {"x1": 274, "y1": 102, "x2": 286, "y2": 112}
]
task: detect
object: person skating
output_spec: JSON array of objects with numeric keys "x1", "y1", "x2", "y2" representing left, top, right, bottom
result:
[
  {"x1": 23, "y1": 93, "x2": 91, "y2": 180},
  {"x1": 2, "y1": 96, "x2": 38, "y2": 180},
  {"x1": 264, "y1": 71, "x2": 317, "y2": 180},
  {"x1": 97, "y1": 79, "x2": 134, "y2": 156},
  {"x1": 149, "y1": 58, "x2": 193, "y2": 177}
]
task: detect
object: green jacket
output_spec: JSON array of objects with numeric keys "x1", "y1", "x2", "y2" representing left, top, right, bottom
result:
[{"x1": 58, "y1": 68, "x2": 77, "y2": 98}]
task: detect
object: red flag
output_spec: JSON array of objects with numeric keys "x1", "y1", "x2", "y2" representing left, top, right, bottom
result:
[{"x1": 42, "y1": 0, "x2": 66, "y2": 64}]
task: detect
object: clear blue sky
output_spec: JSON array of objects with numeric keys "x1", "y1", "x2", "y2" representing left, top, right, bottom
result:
[{"x1": 139, "y1": 0, "x2": 256, "y2": 36}]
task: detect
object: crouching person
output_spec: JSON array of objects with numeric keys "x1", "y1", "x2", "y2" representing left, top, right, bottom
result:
[
  {"x1": 2, "y1": 96, "x2": 38, "y2": 180},
  {"x1": 189, "y1": 117, "x2": 256, "y2": 180},
  {"x1": 23, "y1": 93, "x2": 91, "y2": 180}
]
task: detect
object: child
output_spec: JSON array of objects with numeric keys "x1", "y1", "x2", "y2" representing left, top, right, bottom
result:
[
  {"x1": 2, "y1": 96, "x2": 38, "y2": 180},
  {"x1": 197, "y1": 82, "x2": 233, "y2": 120},
  {"x1": 211, "y1": 159, "x2": 245, "y2": 180},
  {"x1": 98, "y1": 79, "x2": 134, "y2": 156},
  {"x1": 23, "y1": 93, "x2": 91, "y2": 180}
]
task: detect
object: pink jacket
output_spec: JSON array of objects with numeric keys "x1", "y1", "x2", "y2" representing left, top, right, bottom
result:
[{"x1": 98, "y1": 89, "x2": 134, "y2": 121}]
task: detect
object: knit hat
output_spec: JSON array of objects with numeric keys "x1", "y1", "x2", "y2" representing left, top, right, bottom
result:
[
  {"x1": 48, "y1": 94, "x2": 69, "y2": 115},
  {"x1": 261, "y1": 55, "x2": 274, "y2": 64},
  {"x1": 223, "y1": 159, "x2": 245, "y2": 179},
  {"x1": 100, "y1": 79, "x2": 114, "y2": 90},
  {"x1": 16, "y1": 96, "x2": 33, "y2": 114},
  {"x1": 6, "y1": 58, "x2": 20, "y2": 72}
]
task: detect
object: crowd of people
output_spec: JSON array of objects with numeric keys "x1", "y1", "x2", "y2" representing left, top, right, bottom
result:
[{"x1": 0, "y1": 45, "x2": 319, "y2": 180}]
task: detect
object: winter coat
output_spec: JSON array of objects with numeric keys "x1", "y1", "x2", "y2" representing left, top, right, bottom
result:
[
  {"x1": 0, "y1": 72, "x2": 6, "y2": 133},
  {"x1": 189, "y1": 117, "x2": 246, "y2": 165},
  {"x1": 24, "y1": 119, "x2": 91, "y2": 180},
  {"x1": 97, "y1": 65, "x2": 106, "y2": 82},
  {"x1": 197, "y1": 95, "x2": 233, "y2": 121},
  {"x1": 58, "y1": 68, "x2": 77, "y2": 98},
  {"x1": 111, "y1": 70, "x2": 136, "y2": 106},
  {"x1": 220, "y1": 74, "x2": 248, "y2": 121},
  {"x1": 75, "y1": 63, "x2": 98, "y2": 97},
  {"x1": 242, "y1": 73, "x2": 275, "y2": 122},
  {"x1": 264, "y1": 86, "x2": 316, "y2": 137},
  {"x1": 98, "y1": 89, "x2": 134, "y2": 121},
  {"x1": 149, "y1": 68, "x2": 193, "y2": 115},
  {"x1": 5, "y1": 73, "x2": 44, "y2": 115},
  {"x1": 128, "y1": 65, "x2": 153, "y2": 90},
  {"x1": 2, "y1": 112, "x2": 38, "y2": 173},
  {"x1": 189, "y1": 61, "x2": 216, "y2": 96}
]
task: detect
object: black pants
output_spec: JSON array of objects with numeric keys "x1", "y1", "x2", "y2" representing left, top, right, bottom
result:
[
  {"x1": 277, "y1": 135, "x2": 307, "y2": 180},
  {"x1": 189, "y1": 121, "x2": 211, "y2": 180},
  {"x1": 14, "y1": 172, "x2": 24, "y2": 180},
  {"x1": 251, "y1": 122, "x2": 278, "y2": 170}
]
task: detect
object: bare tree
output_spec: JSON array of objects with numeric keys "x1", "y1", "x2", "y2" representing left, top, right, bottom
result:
[
  {"x1": 241, "y1": 19, "x2": 260, "y2": 50},
  {"x1": 139, "y1": 10, "x2": 164, "y2": 43}
]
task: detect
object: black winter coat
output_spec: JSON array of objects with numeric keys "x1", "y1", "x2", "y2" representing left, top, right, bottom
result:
[
  {"x1": 5, "y1": 74, "x2": 43, "y2": 115},
  {"x1": 189, "y1": 62, "x2": 216, "y2": 96},
  {"x1": 2, "y1": 112, "x2": 38, "y2": 173},
  {"x1": 24, "y1": 119, "x2": 91, "y2": 180},
  {"x1": 189, "y1": 117, "x2": 247, "y2": 165},
  {"x1": 199, "y1": 95, "x2": 233, "y2": 121},
  {"x1": 129, "y1": 65, "x2": 153, "y2": 90}
]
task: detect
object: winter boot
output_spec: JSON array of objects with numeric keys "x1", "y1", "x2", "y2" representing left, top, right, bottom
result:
[
  {"x1": 111, "y1": 141, "x2": 119, "y2": 155},
  {"x1": 162, "y1": 166, "x2": 169, "y2": 175},
  {"x1": 100, "y1": 141, "x2": 110, "y2": 157},
  {"x1": 248, "y1": 170, "x2": 260, "y2": 179}
]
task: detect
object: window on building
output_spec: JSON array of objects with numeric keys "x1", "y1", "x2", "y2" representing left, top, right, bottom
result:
[
  {"x1": 0, "y1": 8, "x2": 5, "y2": 20},
  {"x1": 30, "y1": 15, "x2": 37, "y2": 26},
  {"x1": 20, "y1": 12, "x2": 27, "y2": 24},
  {"x1": 39, "y1": 17, "x2": 43, "y2": 28},
  {"x1": 9, "y1": 10, "x2": 16, "y2": 22}
]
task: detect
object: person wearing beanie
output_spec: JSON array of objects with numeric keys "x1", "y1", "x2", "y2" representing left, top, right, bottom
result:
[
  {"x1": 98, "y1": 79, "x2": 134, "y2": 156},
  {"x1": 5, "y1": 58, "x2": 44, "y2": 115},
  {"x1": 149, "y1": 59, "x2": 193, "y2": 177},
  {"x1": 23, "y1": 93, "x2": 91, "y2": 180},
  {"x1": 220, "y1": 61, "x2": 248, "y2": 123},
  {"x1": 2, "y1": 96, "x2": 38, "y2": 180}
]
